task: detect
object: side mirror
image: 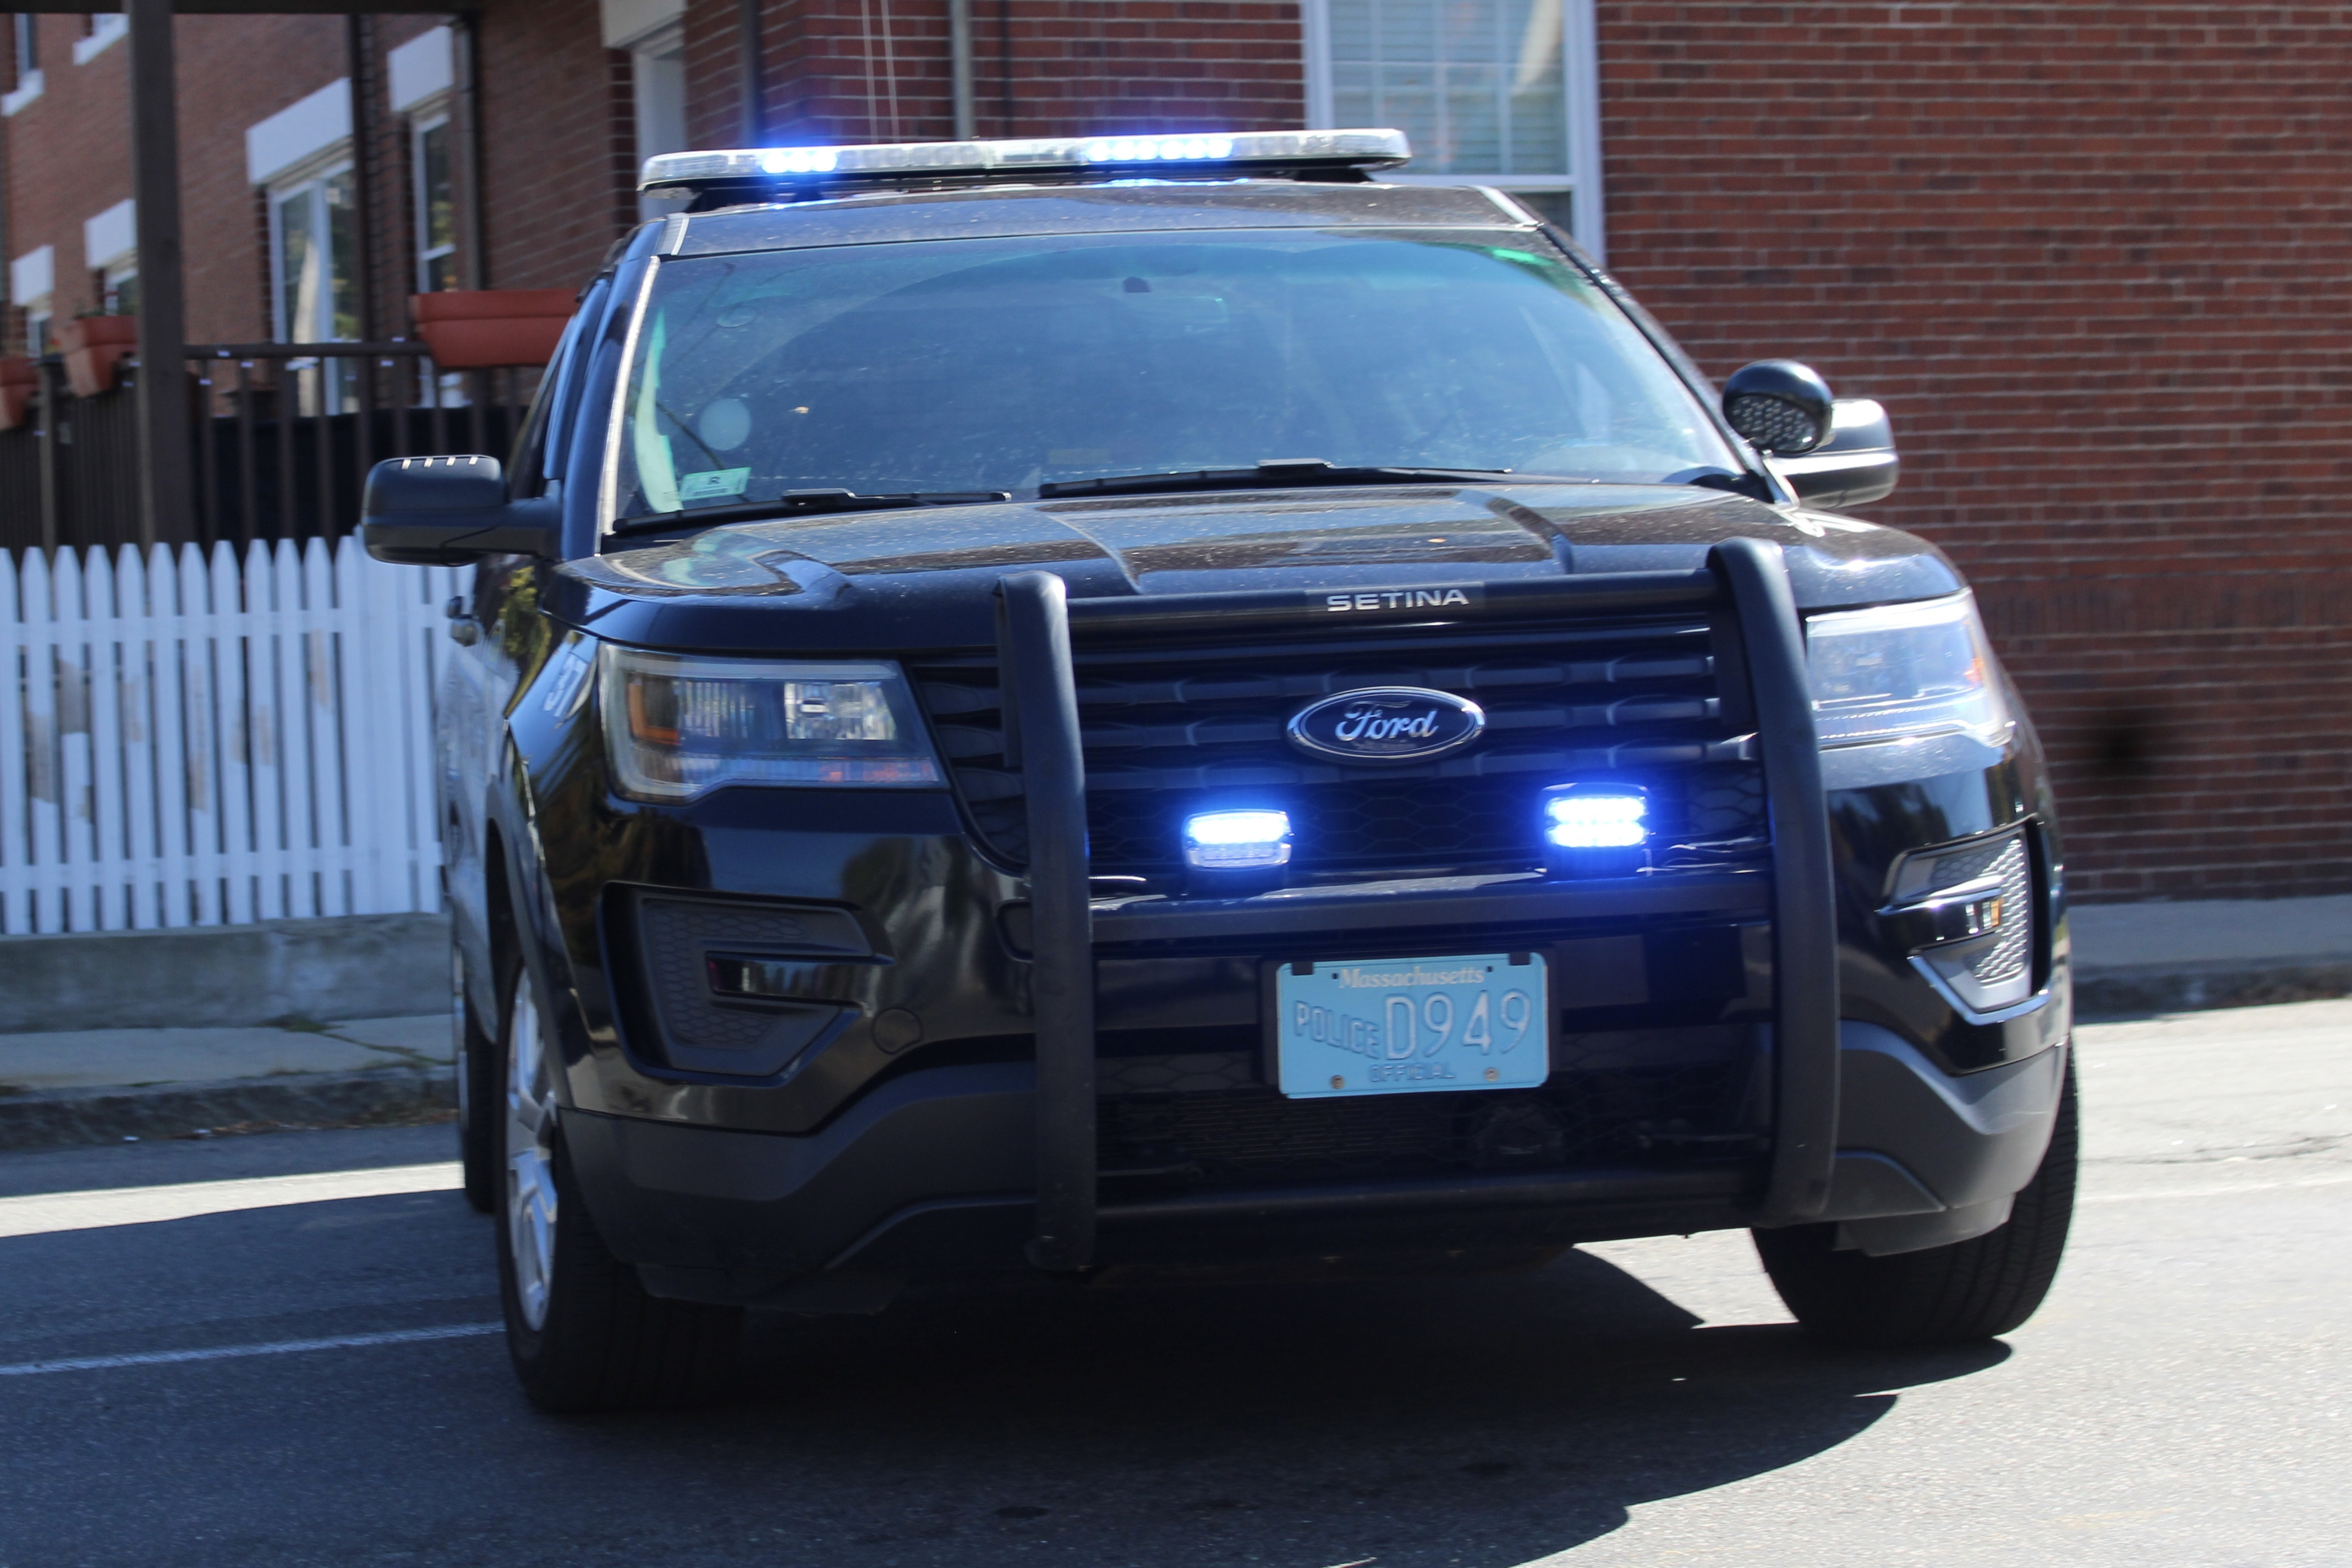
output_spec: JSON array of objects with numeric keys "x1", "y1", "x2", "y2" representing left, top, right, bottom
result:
[
  {"x1": 1773, "y1": 398, "x2": 1900, "y2": 511},
  {"x1": 360, "y1": 455, "x2": 563, "y2": 565},
  {"x1": 1722, "y1": 360, "x2": 1835, "y2": 456}
]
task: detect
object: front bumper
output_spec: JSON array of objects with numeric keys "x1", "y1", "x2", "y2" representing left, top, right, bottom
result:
[{"x1": 568, "y1": 1022, "x2": 2065, "y2": 1301}]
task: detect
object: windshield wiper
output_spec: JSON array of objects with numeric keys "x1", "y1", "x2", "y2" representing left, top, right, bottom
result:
[
  {"x1": 1037, "y1": 459, "x2": 1519, "y2": 500},
  {"x1": 610, "y1": 489, "x2": 1012, "y2": 536}
]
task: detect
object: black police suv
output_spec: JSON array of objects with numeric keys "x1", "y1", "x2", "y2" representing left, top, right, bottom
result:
[{"x1": 365, "y1": 130, "x2": 2075, "y2": 1411}]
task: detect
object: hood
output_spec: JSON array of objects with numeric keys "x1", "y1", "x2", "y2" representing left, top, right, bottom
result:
[{"x1": 546, "y1": 481, "x2": 1964, "y2": 654}]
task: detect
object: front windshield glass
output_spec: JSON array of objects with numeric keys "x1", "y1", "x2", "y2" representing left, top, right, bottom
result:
[{"x1": 610, "y1": 228, "x2": 1739, "y2": 522}]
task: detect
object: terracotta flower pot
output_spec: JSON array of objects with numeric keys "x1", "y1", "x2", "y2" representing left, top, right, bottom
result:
[
  {"x1": 56, "y1": 315, "x2": 138, "y2": 398},
  {"x1": 412, "y1": 288, "x2": 576, "y2": 369},
  {"x1": 0, "y1": 357, "x2": 35, "y2": 431}
]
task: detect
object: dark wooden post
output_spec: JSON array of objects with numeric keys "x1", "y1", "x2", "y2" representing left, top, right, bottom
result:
[
  {"x1": 737, "y1": 0, "x2": 763, "y2": 144},
  {"x1": 452, "y1": 12, "x2": 487, "y2": 290},
  {"x1": 127, "y1": 0, "x2": 193, "y2": 547}
]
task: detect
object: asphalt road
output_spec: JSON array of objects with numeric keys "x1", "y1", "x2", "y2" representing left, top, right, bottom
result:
[{"x1": 1, "y1": 1000, "x2": 2345, "y2": 1568}]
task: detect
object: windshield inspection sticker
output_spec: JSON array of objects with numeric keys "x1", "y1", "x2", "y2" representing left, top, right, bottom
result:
[{"x1": 678, "y1": 468, "x2": 752, "y2": 503}]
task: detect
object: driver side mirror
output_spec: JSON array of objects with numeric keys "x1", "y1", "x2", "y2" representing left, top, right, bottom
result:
[
  {"x1": 1721, "y1": 360, "x2": 1900, "y2": 511},
  {"x1": 360, "y1": 455, "x2": 563, "y2": 565}
]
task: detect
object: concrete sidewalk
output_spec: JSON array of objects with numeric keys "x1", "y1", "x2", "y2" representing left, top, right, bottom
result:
[
  {"x1": 2071, "y1": 893, "x2": 2352, "y2": 1015},
  {"x1": 0, "y1": 1015, "x2": 452, "y2": 1152}
]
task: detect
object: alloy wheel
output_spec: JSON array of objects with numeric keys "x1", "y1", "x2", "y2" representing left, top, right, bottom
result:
[{"x1": 503, "y1": 977, "x2": 558, "y2": 1331}]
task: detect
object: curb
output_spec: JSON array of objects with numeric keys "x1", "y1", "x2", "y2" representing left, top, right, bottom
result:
[
  {"x1": 0, "y1": 913, "x2": 451, "y2": 1034},
  {"x1": 0, "y1": 1066, "x2": 457, "y2": 1153},
  {"x1": 2074, "y1": 959, "x2": 2352, "y2": 1019}
]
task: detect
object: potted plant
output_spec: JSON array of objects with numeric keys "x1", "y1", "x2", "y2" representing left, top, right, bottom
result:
[
  {"x1": 0, "y1": 357, "x2": 35, "y2": 430},
  {"x1": 56, "y1": 314, "x2": 137, "y2": 397},
  {"x1": 410, "y1": 288, "x2": 576, "y2": 369}
]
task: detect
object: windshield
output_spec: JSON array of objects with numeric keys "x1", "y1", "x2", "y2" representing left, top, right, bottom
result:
[{"x1": 609, "y1": 228, "x2": 1739, "y2": 522}]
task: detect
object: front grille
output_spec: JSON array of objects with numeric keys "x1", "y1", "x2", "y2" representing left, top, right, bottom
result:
[
  {"x1": 1098, "y1": 1046, "x2": 1758, "y2": 1191},
  {"x1": 915, "y1": 618, "x2": 1762, "y2": 875}
]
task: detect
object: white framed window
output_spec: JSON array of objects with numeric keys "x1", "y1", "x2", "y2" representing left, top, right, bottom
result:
[
  {"x1": 603, "y1": 0, "x2": 688, "y2": 222},
  {"x1": 629, "y1": 24, "x2": 688, "y2": 221},
  {"x1": 101, "y1": 262, "x2": 138, "y2": 316},
  {"x1": 268, "y1": 158, "x2": 361, "y2": 410},
  {"x1": 410, "y1": 114, "x2": 456, "y2": 293},
  {"x1": 4, "y1": 15, "x2": 42, "y2": 114},
  {"x1": 10, "y1": 243, "x2": 52, "y2": 355},
  {"x1": 389, "y1": 27, "x2": 461, "y2": 304},
  {"x1": 271, "y1": 161, "x2": 359, "y2": 342},
  {"x1": 1302, "y1": 0, "x2": 1604, "y2": 260},
  {"x1": 84, "y1": 196, "x2": 136, "y2": 315}
]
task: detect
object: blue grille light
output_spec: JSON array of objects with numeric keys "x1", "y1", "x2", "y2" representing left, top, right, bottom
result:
[
  {"x1": 1544, "y1": 792, "x2": 1647, "y2": 849},
  {"x1": 1182, "y1": 809, "x2": 1292, "y2": 870},
  {"x1": 1540, "y1": 785, "x2": 1649, "y2": 876}
]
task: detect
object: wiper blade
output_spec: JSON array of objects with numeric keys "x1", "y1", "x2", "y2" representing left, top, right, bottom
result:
[
  {"x1": 610, "y1": 489, "x2": 1012, "y2": 536},
  {"x1": 1037, "y1": 459, "x2": 1517, "y2": 500}
]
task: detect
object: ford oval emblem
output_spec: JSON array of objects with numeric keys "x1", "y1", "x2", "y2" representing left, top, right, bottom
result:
[{"x1": 1286, "y1": 687, "x2": 1487, "y2": 765}]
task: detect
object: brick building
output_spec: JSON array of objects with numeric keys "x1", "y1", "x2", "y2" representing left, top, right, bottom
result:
[{"x1": 1, "y1": 2, "x2": 2346, "y2": 902}]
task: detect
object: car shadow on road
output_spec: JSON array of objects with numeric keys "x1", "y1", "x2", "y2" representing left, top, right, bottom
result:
[{"x1": 611, "y1": 1245, "x2": 2010, "y2": 1567}]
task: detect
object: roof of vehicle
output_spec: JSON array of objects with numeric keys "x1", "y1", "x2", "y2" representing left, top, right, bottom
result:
[{"x1": 646, "y1": 180, "x2": 1545, "y2": 261}]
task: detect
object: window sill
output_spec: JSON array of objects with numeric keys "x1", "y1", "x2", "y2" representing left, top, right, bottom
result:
[
  {"x1": 2, "y1": 70, "x2": 44, "y2": 116},
  {"x1": 72, "y1": 17, "x2": 127, "y2": 65}
]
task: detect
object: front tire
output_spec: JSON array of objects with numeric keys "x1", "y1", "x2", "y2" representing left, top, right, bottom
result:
[
  {"x1": 453, "y1": 947, "x2": 496, "y2": 1214},
  {"x1": 494, "y1": 956, "x2": 742, "y2": 1412},
  {"x1": 1754, "y1": 1059, "x2": 2077, "y2": 1347}
]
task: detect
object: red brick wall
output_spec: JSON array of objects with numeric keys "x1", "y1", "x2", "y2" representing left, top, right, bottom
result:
[
  {"x1": 0, "y1": 13, "x2": 454, "y2": 348},
  {"x1": 474, "y1": 0, "x2": 640, "y2": 292},
  {"x1": 1598, "y1": 2, "x2": 2352, "y2": 901},
  {"x1": 681, "y1": 0, "x2": 1304, "y2": 148},
  {"x1": 0, "y1": 4, "x2": 628, "y2": 339}
]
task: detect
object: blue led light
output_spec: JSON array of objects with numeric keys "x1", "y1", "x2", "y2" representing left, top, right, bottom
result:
[
  {"x1": 1543, "y1": 792, "x2": 1647, "y2": 849},
  {"x1": 1083, "y1": 134, "x2": 1237, "y2": 164},
  {"x1": 759, "y1": 147, "x2": 841, "y2": 175},
  {"x1": 1182, "y1": 809, "x2": 1292, "y2": 869}
]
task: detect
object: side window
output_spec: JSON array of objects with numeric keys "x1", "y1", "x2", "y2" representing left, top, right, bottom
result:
[
  {"x1": 541, "y1": 277, "x2": 611, "y2": 485},
  {"x1": 501, "y1": 276, "x2": 607, "y2": 503}
]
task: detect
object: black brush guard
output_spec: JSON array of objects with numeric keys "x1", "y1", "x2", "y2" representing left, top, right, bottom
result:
[{"x1": 995, "y1": 538, "x2": 1836, "y2": 1271}]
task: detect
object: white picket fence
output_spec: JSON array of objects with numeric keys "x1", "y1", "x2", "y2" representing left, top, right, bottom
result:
[{"x1": 1, "y1": 539, "x2": 467, "y2": 934}]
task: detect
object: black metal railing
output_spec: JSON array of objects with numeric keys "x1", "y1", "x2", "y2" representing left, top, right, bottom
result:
[{"x1": 0, "y1": 343, "x2": 540, "y2": 557}]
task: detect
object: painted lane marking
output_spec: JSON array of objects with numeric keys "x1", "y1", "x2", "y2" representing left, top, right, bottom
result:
[
  {"x1": 0, "y1": 1322, "x2": 502, "y2": 1378},
  {"x1": 2081, "y1": 1172, "x2": 2352, "y2": 1203},
  {"x1": 0, "y1": 1161, "x2": 463, "y2": 1239}
]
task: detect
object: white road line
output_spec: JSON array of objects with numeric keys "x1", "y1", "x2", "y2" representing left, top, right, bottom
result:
[
  {"x1": 0, "y1": 1162, "x2": 463, "y2": 1239},
  {"x1": 2082, "y1": 1172, "x2": 2352, "y2": 1203},
  {"x1": 0, "y1": 1322, "x2": 502, "y2": 1378}
]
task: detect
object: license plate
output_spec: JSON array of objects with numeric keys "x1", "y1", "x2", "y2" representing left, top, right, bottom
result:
[{"x1": 1274, "y1": 952, "x2": 1550, "y2": 1099}]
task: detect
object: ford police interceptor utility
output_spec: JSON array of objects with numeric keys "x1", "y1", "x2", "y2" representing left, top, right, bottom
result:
[{"x1": 364, "y1": 129, "x2": 2074, "y2": 1412}]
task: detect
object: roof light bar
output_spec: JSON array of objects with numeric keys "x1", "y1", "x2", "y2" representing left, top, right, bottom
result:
[{"x1": 640, "y1": 128, "x2": 1411, "y2": 194}]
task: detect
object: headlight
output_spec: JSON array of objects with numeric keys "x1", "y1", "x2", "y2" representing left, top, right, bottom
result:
[
  {"x1": 599, "y1": 645, "x2": 943, "y2": 800},
  {"x1": 1805, "y1": 592, "x2": 2011, "y2": 748}
]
